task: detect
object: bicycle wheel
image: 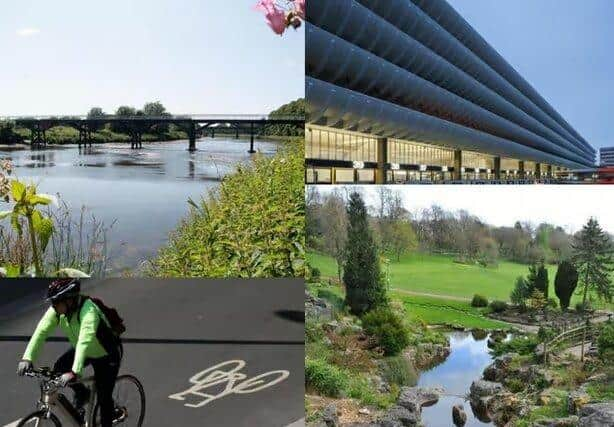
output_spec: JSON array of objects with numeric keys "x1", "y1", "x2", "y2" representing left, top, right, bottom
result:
[
  {"x1": 93, "y1": 375, "x2": 145, "y2": 427},
  {"x1": 16, "y1": 411, "x2": 61, "y2": 427}
]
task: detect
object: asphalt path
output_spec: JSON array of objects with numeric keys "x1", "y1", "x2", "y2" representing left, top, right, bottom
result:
[{"x1": 0, "y1": 278, "x2": 305, "y2": 426}]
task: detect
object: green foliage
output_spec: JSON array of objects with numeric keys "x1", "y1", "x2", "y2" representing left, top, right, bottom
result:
[
  {"x1": 572, "y1": 218, "x2": 614, "y2": 305},
  {"x1": 344, "y1": 192, "x2": 387, "y2": 315},
  {"x1": 263, "y1": 98, "x2": 305, "y2": 136},
  {"x1": 489, "y1": 300, "x2": 508, "y2": 313},
  {"x1": 380, "y1": 356, "x2": 417, "y2": 387},
  {"x1": 506, "y1": 378, "x2": 526, "y2": 393},
  {"x1": 491, "y1": 334, "x2": 540, "y2": 357},
  {"x1": 305, "y1": 357, "x2": 348, "y2": 397},
  {"x1": 306, "y1": 319, "x2": 325, "y2": 343},
  {"x1": 362, "y1": 307, "x2": 410, "y2": 356},
  {"x1": 597, "y1": 322, "x2": 614, "y2": 361},
  {"x1": 148, "y1": 142, "x2": 304, "y2": 278},
  {"x1": 347, "y1": 375, "x2": 396, "y2": 408},
  {"x1": 0, "y1": 121, "x2": 23, "y2": 144},
  {"x1": 471, "y1": 294, "x2": 489, "y2": 307},
  {"x1": 554, "y1": 260, "x2": 579, "y2": 310},
  {"x1": 317, "y1": 288, "x2": 344, "y2": 313},
  {"x1": 511, "y1": 276, "x2": 531, "y2": 307}
]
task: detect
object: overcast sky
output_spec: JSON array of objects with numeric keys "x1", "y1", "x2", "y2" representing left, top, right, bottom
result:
[
  {"x1": 448, "y1": 0, "x2": 614, "y2": 151},
  {"x1": 314, "y1": 185, "x2": 614, "y2": 236},
  {"x1": 0, "y1": 0, "x2": 304, "y2": 116}
]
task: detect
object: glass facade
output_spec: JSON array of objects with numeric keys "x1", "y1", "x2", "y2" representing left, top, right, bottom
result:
[
  {"x1": 306, "y1": 126, "x2": 377, "y2": 163},
  {"x1": 388, "y1": 139, "x2": 454, "y2": 167}
]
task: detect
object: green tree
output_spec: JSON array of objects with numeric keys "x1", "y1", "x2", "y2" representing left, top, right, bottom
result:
[
  {"x1": 554, "y1": 261, "x2": 579, "y2": 310},
  {"x1": 343, "y1": 192, "x2": 386, "y2": 315},
  {"x1": 263, "y1": 98, "x2": 305, "y2": 136},
  {"x1": 572, "y1": 218, "x2": 614, "y2": 306},
  {"x1": 87, "y1": 107, "x2": 106, "y2": 132},
  {"x1": 387, "y1": 219, "x2": 418, "y2": 262},
  {"x1": 142, "y1": 101, "x2": 170, "y2": 135},
  {"x1": 510, "y1": 276, "x2": 531, "y2": 309},
  {"x1": 112, "y1": 106, "x2": 137, "y2": 133}
]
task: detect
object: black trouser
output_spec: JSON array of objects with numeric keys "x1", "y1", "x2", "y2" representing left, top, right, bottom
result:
[{"x1": 54, "y1": 346, "x2": 121, "y2": 427}]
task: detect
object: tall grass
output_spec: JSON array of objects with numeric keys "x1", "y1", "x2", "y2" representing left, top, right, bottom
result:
[{"x1": 148, "y1": 140, "x2": 305, "y2": 278}]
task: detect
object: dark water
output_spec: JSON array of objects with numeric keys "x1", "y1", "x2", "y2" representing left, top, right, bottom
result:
[
  {"x1": 0, "y1": 138, "x2": 280, "y2": 274},
  {"x1": 418, "y1": 331, "x2": 495, "y2": 427}
]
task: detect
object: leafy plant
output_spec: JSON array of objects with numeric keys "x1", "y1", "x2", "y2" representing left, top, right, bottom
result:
[
  {"x1": 489, "y1": 300, "x2": 508, "y2": 313},
  {"x1": 362, "y1": 307, "x2": 410, "y2": 356},
  {"x1": 471, "y1": 294, "x2": 489, "y2": 307},
  {"x1": 305, "y1": 357, "x2": 348, "y2": 397},
  {"x1": 380, "y1": 356, "x2": 417, "y2": 387}
]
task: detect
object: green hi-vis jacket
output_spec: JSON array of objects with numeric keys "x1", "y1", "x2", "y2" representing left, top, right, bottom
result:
[{"x1": 23, "y1": 298, "x2": 110, "y2": 376}]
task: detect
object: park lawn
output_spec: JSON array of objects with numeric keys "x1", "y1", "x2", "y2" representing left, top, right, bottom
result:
[
  {"x1": 308, "y1": 251, "x2": 613, "y2": 310},
  {"x1": 392, "y1": 292, "x2": 510, "y2": 330}
]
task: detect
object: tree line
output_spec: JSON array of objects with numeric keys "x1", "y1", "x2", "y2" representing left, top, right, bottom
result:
[{"x1": 307, "y1": 188, "x2": 614, "y2": 311}]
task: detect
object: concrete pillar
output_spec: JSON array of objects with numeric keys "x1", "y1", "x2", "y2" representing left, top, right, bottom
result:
[
  {"x1": 453, "y1": 150, "x2": 462, "y2": 181},
  {"x1": 519, "y1": 161, "x2": 525, "y2": 179},
  {"x1": 375, "y1": 137, "x2": 388, "y2": 184},
  {"x1": 494, "y1": 156, "x2": 501, "y2": 180},
  {"x1": 188, "y1": 121, "x2": 196, "y2": 152},
  {"x1": 535, "y1": 163, "x2": 542, "y2": 179},
  {"x1": 547, "y1": 164, "x2": 553, "y2": 178},
  {"x1": 249, "y1": 122, "x2": 256, "y2": 153}
]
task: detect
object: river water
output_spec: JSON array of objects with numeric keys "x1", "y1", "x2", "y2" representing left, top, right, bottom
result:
[
  {"x1": 418, "y1": 331, "x2": 495, "y2": 426},
  {"x1": 0, "y1": 138, "x2": 281, "y2": 275}
]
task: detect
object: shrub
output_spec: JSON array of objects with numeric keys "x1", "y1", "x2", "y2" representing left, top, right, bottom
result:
[
  {"x1": 471, "y1": 294, "x2": 489, "y2": 308},
  {"x1": 506, "y1": 378, "x2": 526, "y2": 393},
  {"x1": 305, "y1": 357, "x2": 348, "y2": 397},
  {"x1": 306, "y1": 319, "x2": 324, "y2": 343},
  {"x1": 554, "y1": 261, "x2": 578, "y2": 310},
  {"x1": 511, "y1": 276, "x2": 531, "y2": 308},
  {"x1": 547, "y1": 298, "x2": 558, "y2": 309},
  {"x1": 491, "y1": 335, "x2": 540, "y2": 357},
  {"x1": 310, "y1": 266, "x2": 321, "y2": 281},
  {"x1": 148, "y1": 142, "x2": 305, "y2": 277},
  {"x1": 597, "y1": 322, "x2": 614, "y2": 361},
  {"x1": 380, "y1": 356, "x2": 417, "y2": 387},
  {"x1": 362, "y1": 307, "x2": 410, "y2": 356},
  {"x1": 489, "y1": 300, "x2": 508, "y2": 313},
  {"x1": 575, "y1": 301, "x2": 592, "y2": 313},
  {"x1": 317, "y1": 288, "x2": 344, "y2": 313}
]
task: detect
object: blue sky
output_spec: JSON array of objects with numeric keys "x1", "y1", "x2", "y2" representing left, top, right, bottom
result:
[
  {"x1": 0, "y1": 0, "x2": 304, "y2": 116},
  {"x1": 449, "y1": 0, "x2": 613, "y2": 150}
]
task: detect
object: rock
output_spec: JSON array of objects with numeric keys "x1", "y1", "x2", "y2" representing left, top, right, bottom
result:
[
  {"x1": 469, "y1": 380, "x2": 504, "y2": 401},
  {"x1": 534, "y1": 416, "x2": 579, "y2": 427},
  {"x1": 482, "y1": 354, "x2": 515, "y2": 382},
  {"x1": 567, "y1": 387, "x2": 591, "y2": 415},
  {"x1": 322, "y1": 403, "x2": 339, "y2": 427},
  {"x1": 578, "y1": 402, "x2": 614, "y2": 426},
  {"x1": 586, "y1": 373, "x2": 607, "y2": 382},
  {"x1": 471, "y1": 328, "x2": 488, "y2": 341},
  {"x1": 322, "y1": 321, "x2": 340, "y2": 333},
  {"x1": 358, "y1": 408, "x2": 370, "y2": 416},
  {"x1": 486, "y1": 391, "x2": 526, "y2": 426},
  {"x1": 452, "y1": 404, "x2": 467, "y2": 426},
  {"x1": 537, "y1": 389, "x2": 556, "y2": 406},
  {"x1": 398, "y1": 386, "x2": 443, "y2": 414},
  {"x1": 305, "y1": 291, "x2": 334, "y2": 321},
  {"x1": 377, "y1": 405, "x2": 418, "y2": 427}
]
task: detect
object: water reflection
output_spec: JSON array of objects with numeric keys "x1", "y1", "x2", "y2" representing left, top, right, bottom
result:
[
  {"x1": 418, "y1": 331, "x2": 494, "y2": 426},
  {"x1": 0, "y1": 138, "x2": 280, "y2": 274}
]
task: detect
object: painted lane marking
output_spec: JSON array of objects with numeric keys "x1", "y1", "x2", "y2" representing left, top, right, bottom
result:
[
  {"x1": 168, "y1": 359, "x2": 290, "y2": 409},
  {"x1": 3, "y1": 420, "x2": 22, "y2": 427}
]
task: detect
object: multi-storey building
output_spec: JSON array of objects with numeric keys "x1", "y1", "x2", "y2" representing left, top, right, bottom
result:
[{"x1": 305, "y1": 0, "x2": 596, "y2": 183}]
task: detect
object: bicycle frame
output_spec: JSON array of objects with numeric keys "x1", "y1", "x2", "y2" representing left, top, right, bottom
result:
[{"x1": 33, "y1": 374, "x2": 97, "y2": 427}]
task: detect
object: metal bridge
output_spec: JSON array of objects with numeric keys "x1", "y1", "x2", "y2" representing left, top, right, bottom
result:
[{"x1": 2, "y1": 115, "x2": 304, "y2": 152}]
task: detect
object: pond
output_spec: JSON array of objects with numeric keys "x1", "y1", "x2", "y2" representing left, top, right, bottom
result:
[
  {"x1": 418, "y1": 331, "x2": 497, "y2": 426},
  {"x1": 0, "y1": 138, "x2": 281, "y2": 275}
]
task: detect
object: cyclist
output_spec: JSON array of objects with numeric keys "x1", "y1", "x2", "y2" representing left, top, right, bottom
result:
[{"x1": 16, "y1": 278, "x2": 123, "y2": 427}]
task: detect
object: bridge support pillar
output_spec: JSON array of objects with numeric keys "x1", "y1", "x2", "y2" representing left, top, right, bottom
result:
[
  {"x1": 188, "y1": 122, "x2": 196, "y2": 152},
  {"x1": 453, "y1": 150, "x2": 462, "y2": 181},
  {"x1": 494, "y1": 156, "x2": 501, "y2": 181},
  {"x1": 248, "y1": 122, "x2": 256, "y2": 153},
  {"x1": 131, "y1": 132, "x2": 142, "y2": 149}
]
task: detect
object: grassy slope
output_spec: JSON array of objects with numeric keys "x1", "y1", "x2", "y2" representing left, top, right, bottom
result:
[{"x1": 308, "y1": 251, "x2": 612, "y2": 309}]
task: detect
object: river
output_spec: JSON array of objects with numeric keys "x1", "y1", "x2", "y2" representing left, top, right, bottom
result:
[
  {"x1": 418, "y1": 331, "x2": 496, "y2": 426},
  {"x1": 0, "y1": 138, "x2": 281, "y2": 275}
]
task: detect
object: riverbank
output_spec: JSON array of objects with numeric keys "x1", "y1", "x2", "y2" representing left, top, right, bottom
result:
[{"x1": 147, "y1": 138, "x2": 304, "y2": 278}]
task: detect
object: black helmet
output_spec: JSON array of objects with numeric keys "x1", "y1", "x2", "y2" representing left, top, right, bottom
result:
[{"x1": 46, "y1": 278, "x2": 81, "y2": 302}]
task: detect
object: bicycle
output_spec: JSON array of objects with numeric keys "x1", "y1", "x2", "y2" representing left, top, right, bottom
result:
[{"x1": 18, "y1": 367, "x2": 146, "y2": 426}]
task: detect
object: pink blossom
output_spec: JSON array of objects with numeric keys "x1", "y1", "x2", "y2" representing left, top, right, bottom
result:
[
  {"x1": 254, "y1": 0, "x2": 287, "y2": 35},
  {"x1": 294, "y1": 0, "x2": 305, "y2": 19}
]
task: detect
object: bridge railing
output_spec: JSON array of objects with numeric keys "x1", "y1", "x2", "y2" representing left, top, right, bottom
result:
[
  {"x1": 1, "y1": 114, "x2": 304, "y2": 122},
  {"x1": 543, "y1": 323, "x2": 600, "y2": 365}
]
